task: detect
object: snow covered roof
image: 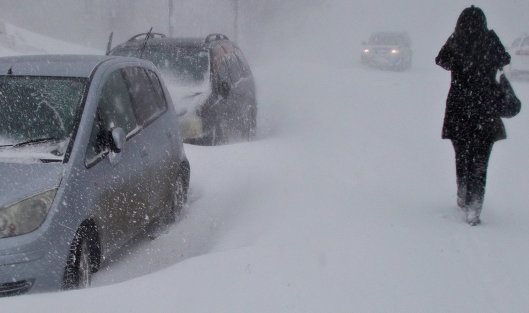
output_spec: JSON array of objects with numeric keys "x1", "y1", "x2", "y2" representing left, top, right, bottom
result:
[{"x1": 0, "y1": 55, "x2": 117, "y2": 78}]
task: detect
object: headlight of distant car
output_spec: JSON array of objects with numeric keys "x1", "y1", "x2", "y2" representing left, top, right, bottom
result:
[
  {"x1": 178, "y1": 112, "x2": 204, "y2": 139},
  {"x1": 0, "y1": 189, "x2": 57, "y2": 239},
  {"x1": 363, "y1": 49, "x2": 370, "y2": 54},
  {"x1": 391, "y1": 49, "x2": 400, "y2": 54}
]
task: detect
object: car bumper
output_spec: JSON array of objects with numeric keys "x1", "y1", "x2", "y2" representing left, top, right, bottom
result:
[
  {"x1": 0, "y1": 232, "x2": 70, "y2": 296},
  {"x1": 510, "y1": 65, "x2": 529, "y2": 74},
  {"x1": 362, "y1": 53, "x2": 408, "y2": 67}
]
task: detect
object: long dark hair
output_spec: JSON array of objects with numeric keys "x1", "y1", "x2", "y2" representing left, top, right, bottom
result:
[
  {"x1": 451, "y1": 6, "x2": 495, "y2": 71},
  {"x1": 455, "y1": 5, "x2": 487, "y2": 37}
]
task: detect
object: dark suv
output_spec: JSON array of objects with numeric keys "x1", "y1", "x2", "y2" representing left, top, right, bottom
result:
[
  {"x1": 361, "y1": 32, "x2": 412, "y2": 71},
  {"x1": 109, "y1": 33, "x2": 257, "y2": 145}
]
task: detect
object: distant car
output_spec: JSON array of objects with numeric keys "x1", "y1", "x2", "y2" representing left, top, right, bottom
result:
[
  {"x1": 109, "y1": 32, "x2": 257, "y2": 145},
  {"x1": 507, "y1": 34, "x2": 529, "y2": 79},
  {"x1": 0, "y1": 55, "x2": 190, "y2": 295},
  {"x1": 361, "y1": 32, "x2": 412, "y2": 71}
]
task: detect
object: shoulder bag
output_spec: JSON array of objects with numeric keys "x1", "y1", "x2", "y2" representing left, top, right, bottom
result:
[{"x1": 496, "y1": 70, "x2": 521, "y2": 118}]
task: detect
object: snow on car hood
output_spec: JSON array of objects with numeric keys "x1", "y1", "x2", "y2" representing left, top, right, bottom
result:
[
  {"x1": 0, "y1": 162, "x2": 63, "y2": 206},
  {"x1": 165, "y1": 80, "x2": 212, "y2": 117},
  {"x1": 0, "y1": 140, "x2": 68, "y2": 164}
]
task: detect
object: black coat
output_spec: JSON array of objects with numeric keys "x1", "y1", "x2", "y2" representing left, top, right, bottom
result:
[{"x1": 435, "y1": 6, "x2": 510, "y2": 142}]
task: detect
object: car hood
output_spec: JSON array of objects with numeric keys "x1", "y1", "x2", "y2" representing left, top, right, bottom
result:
[
  {"x1": 0, "y1": 162, "x2": 64, "y2": 206},
  {"x1": 366, "y1": 44, "x2": 402, "y2": 49}
]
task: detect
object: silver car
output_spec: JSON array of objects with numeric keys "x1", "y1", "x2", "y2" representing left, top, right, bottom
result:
[
  {"x1": 508, "y1": 33, "x2": 529, "y2": 79},
  {"x1": 0, "y1": 55, "x2": 190, "y2": 295},
  {"x1": 361, "y1": 32, "x2": 413, "y2": 71}
]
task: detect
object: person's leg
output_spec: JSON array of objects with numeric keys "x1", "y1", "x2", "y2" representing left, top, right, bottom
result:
[
  {"x1": 465, "y1": 139, "x2": 494, "y2": 225},
  {"x1": 452, "y1": 139, "x2": 470, "y2": 209}
]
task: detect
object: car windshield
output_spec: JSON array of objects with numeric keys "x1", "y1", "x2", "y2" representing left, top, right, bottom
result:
[
  {"x1": 114, "y1": 46, "x2": 210, "y2": 85},
  {"x1": 369, "y1": 33, "x2": 409, "y2": 46},
  {"x1": 0, "y1": 76, "x2": 87, "y2": 159}
]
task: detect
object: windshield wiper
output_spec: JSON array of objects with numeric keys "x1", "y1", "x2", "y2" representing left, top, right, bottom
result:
[
  {"x1": 40, "y1": 158, "x2": 63, "y2": 163},
  {"x1": 12, "y1": 137, "x2": 63, "y2": 148}
]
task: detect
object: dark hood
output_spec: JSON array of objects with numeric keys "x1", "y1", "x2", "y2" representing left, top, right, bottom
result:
[{"x1": 0, "y1": 162, "x2": 63, "y2": 206}]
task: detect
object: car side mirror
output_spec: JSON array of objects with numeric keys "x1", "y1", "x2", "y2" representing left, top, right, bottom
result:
[{"x1": 110, "y1": 127, "x2": 126, "y2": 153}]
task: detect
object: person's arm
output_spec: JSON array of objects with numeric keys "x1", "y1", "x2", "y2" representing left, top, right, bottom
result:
[
  {"x1": 489, "y1": 30, "x2": 511, "y2": 68},
  {"x1": 436, "y1": 35, "x2": 459, "y2": 71}
]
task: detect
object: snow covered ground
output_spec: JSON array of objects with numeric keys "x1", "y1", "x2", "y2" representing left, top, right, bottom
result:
[{"x1": 3, "y1": 4, "x2": 529, "y2": 312}]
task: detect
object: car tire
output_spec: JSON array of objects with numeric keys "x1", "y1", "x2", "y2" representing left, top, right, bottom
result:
[
  {"x1": 63, "y1": 225, "x2": 99, "y2": 290},
  {"x1": 246, "y1": 106, "x2": 257, "y2": 140},
  {"x1": 164, "y1": 167, "x2": 189, "y2": 224},
  {"x1": 209, "y1": 122, "x2": 224, "y2": 145},
  {"x1": 174, "y1": 175, "x2": 187, "y2": 215}
]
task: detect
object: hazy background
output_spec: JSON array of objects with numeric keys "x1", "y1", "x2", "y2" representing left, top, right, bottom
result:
[
  {"x1": 1, "y1": 1, "x2": 529, "y2": 311},
  {"x1": 0, "y1": 0, "x2": 527, "y2": 67}
]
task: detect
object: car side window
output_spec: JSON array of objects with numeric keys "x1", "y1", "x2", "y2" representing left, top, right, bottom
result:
[
  {"x1": 145, "y1": 70, "x2": 168, "y2": 111},
  {"x1": 234, "y1": 49, "x2": 251, "y2": 77},
  {"x1": 218, "y1": 55, "x2": 231, "y2": 84},
  {"x1": 98, "y1": 70, "x2": 137, "y2": 135},
  {"x1": 511, "y1": 38, "x2": 521, "y2": 49},
  {"x1": 85, "y1": 70, "x2": 138, "y2": 165},
  {"x1": 228, "y1": 53, "x2": 243, "y2": 84},
  {"x1": 122, "y1": 67, "x2": 166, "y2": 126}
]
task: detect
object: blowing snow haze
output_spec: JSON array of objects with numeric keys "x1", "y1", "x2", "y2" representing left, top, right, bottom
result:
[
  {"x1": 1, "y1": 0, "x2": 529, "y2": 312},
  {"x1": 0, "y1": 0, "x2": 527, "y2": 67}
]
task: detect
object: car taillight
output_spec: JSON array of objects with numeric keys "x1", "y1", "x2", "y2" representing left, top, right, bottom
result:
[{"x1": 516, "y1": 50, "x2": 529, "y2": 56}]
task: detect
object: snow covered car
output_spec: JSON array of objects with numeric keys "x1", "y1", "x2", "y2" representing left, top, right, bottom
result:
[
  {"x1": 0, "y1": 55, "x2": 190, "y2": 295},
  {"x1": 108, "y1": 32, "x2": 257, "y2": 145},
  {"x1": 507, "y1": 33, "x2": 529, "y2": 79},
  {"x1": 361, "y1": 32, "x2": 412, "y2": 71}
]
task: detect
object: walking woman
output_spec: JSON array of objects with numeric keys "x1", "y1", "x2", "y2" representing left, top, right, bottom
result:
[{"x1": 436, "y1": 5, "x2": 511, "y2": 225}]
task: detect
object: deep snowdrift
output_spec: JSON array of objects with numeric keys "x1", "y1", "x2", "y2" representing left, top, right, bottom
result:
[{"x1": 4, "y1": 58, "x2": 529, "y2": 313}]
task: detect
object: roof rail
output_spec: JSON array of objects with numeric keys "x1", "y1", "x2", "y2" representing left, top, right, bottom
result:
[
  {"x1": 128, "y1": 32, "x2": 167, "y2": 42},
  {"x1": 205, "y1": 33, "x2": 229, "y2": 43}
]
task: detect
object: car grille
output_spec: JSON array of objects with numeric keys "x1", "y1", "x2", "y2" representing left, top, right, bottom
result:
[
  {"x1": 374, "y1": 48, "x2": 391, "y2": 55},
  {"x1": 0, "y1": 279, "x2": 34, "y2": 297}
]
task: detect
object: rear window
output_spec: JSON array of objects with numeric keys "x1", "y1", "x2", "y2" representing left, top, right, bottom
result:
[{"x1": 112, "y1": 46, "x2": 210, "y2": 85}]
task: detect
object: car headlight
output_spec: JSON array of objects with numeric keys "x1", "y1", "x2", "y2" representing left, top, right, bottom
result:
[
  {"x1": 0, "y1": 189, "x2": 57, "y2": 239},
  {"x1": 178, "y1": 112, "x2": 204, "y2": 139},
  {"x1": 363, "y1": 49, "x2": 370, "y2": 54},
  {"x1": 391, "y1": 49, "x2": 400, "y2": 54}
]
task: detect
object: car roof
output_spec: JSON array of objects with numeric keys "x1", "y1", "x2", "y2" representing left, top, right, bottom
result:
[
  {"x1": 370, "y1": 31, "x2": 409, "y2": 38},
  {"x1": 0, "y1": 55, "x2": 139, "y2": 78},
  {"x1": 113, "y1": 37, "x2": 208, "y2": 51}
]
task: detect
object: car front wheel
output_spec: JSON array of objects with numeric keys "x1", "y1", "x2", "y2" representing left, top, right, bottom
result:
[
  {"x1": 63, "y1": 225, "x2": 99, "y2": 290},
  {"x1": 173, "y1": 176, "x2": 187, "y2": 215},
  {"x1": 165, "y1": 174, "x2": 188, "y2": 223},
  {"x1": 207, "y1": 121, "x2": 225, "y2": 145}
]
